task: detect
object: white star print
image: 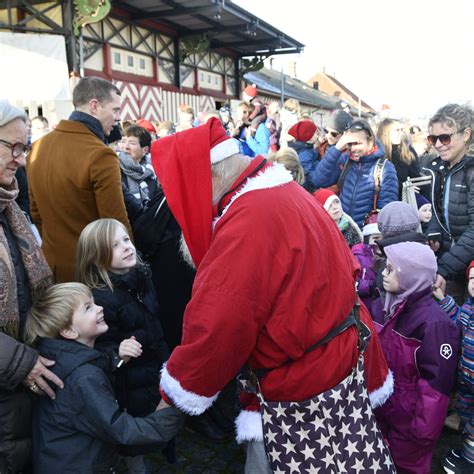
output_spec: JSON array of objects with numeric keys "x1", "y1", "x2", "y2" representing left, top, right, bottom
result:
[
  {"x1": 339, "y1": 421, "x2": 351, "y2": 438},
  {"x1": 282, "y1": 439, "x2": 296, "y2": 454},
  {"x1": 290, "y1": 409, "x2": 305, "y2": 424},
  {"x1": 279, "y1": 420, "x2": 291, "y2": 435},
  {"x1": 336, "y1": 404, "x2": 346, "y2": 420},
  {"x1": 274, "y1": 468, "x2": 285, "y2": 474},
  {"x1": 383, "y1": 454, "x2": 393, "y2": 469},
  {"x1": 310, "y1": 416, "x2": 325, "y2": 431},
  {"x1": 274, "y1": 403, "x2": 286, "y2": 418},
  {"x1": 286, "y1": 457, "x2": 301, "y2": 474},
  {"x1": 265, "y1": 428, "x2": 277, "y2": 444},
  {"x1": 316, "y1": 432, "x2": 331, "y2": 449},
  {"x1": 329, "y1": 388, "x2": 342, "y2": 403},
  {"x1": 301, "y1": 444, "x2": 316, "y2": 460},
  {"x1": 346, "y1": 389, "x2": 356, "y2": 404},
  {"x1": 268, "y1": 447, "x2": 281, "y2": 462},
  {"x1": 322, "y1": 406, "x2": 332, "y2": 419},
  {"x1": 351, "y1": 456, "x2": 365, "y2": 473},
  {"x1": 364, "y1": 440, "x2": 375, "y2": 457},
  {"x1": 345, "y1": 439, "x2": 358, "y2": 457},
  {"x1": 308, "y1": 399, "x2": 319, "y2": 414},
  {"x1": 333, "y1": 441, "x2": 341, "y2": 456},
  {"x1": 321, "y1": 450, "x2": 335, "y2": 469},
  {"x1": 327, "y1": 423, "x2": 336, "y2": 437},
  {"x1": 305, "y1": 464, "x2": 320, "y2": 474},
  {"x1": 337, "y1": 458, "x2": 348, "y2": 473},
  {"x1": 370, "y1": 458, "x2": 381, "y2": 472},
  {"x1": 357, "y1": 423, "x2": 368, "y2": 439},
  {"x1": 295, "y1": 427, "x2": 310, "y2": 442},
  {"x1": 262, "y1": 411, "x2": 272, "y2": 425},
  {"x1": 349, "y1": 406, "x2": 363, "y2": 423}
]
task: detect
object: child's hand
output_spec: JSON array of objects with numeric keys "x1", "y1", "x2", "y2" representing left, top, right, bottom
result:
[
  {"x1": 119, "y1": 336, "x2": 142, "y2": 364},
  {"x1": 432, "y1": 286, "x2": 445, "y2": 301}
]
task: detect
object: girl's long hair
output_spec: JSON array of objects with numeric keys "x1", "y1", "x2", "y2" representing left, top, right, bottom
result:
[
  {"x1": 76, "y1": 218, "x2": 132, "y2": 291},
  {"x1": 377, "y1": 118, "x2": 416, "y2": 165}
]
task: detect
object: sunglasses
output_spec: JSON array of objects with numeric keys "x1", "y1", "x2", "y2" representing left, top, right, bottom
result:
[
  {"x1": 324, "y1": 128, "x2": 340, "y2": 138},
  {"x1": 427, "y1": 130, "x2": 463, "y2": 146},
  {"x1": 345, "y1": 120, "x2": 370, "y2": 133}
]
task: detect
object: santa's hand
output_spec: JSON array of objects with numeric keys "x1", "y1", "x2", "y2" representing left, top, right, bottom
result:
[{"x1": 119, "y1": 336, "x2": 142, "y2": 364}]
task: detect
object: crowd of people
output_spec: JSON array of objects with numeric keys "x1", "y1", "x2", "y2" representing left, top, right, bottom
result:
[{"x1": 0, "y1": 76, "x2": 473, "y2": 474}]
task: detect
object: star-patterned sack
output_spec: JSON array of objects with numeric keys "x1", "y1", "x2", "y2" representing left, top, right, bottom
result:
[{"x1": 254, "y1": 355, "x2": 396, "y2": 473}]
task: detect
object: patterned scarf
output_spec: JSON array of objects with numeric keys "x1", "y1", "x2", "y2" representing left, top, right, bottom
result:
[
  {"x1": 0, "y1": 180, "x2": 53, "y2": 338},
  {"x1": 119, "y1": 151, "x2": 155, "y2": 202}
]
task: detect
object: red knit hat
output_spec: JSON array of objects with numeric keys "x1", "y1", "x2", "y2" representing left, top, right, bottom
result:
[
  {"x1": 288, "y1": 120, "x2": 318, "y2": 143},
  {"x1": 243, "y1": 84, "x2": 257, "y2": 98},
  {"x1": 136, "y1": 118, "x2": 156, "y2": 133},
  {"x1": 151, "y1": 118, "x2": 238, "y2": 268},
  {"x1": 313, "y1": 188, "x2": 338, "y2": 211},
  {"x1": 467, "y1": 260, "x2": 474, "y2": 280}
]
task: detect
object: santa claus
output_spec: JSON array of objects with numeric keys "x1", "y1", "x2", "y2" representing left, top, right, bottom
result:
[{"x1": 151, "y1": 118, "x2": 393, "y2": 472}]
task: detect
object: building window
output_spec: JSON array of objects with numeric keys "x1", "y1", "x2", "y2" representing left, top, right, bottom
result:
[
  {"x1": 199, "y1": 72, "x2": 204, "y2": 81},
  {"x1": 214, "y1": 76, "x2": 218, "y2": 85},
  {"x1": 127, "y1": 56, "x2": 134, "y2": 67},
  {"x1": 139, "y1": 58, "x2": 145, "y2": 69},
  {"x1": 207, "y1": 74, "x2": 211, "y2": 84},
  {"x1": 114, "y1": 52, "x2": 121, "y2": 64}
]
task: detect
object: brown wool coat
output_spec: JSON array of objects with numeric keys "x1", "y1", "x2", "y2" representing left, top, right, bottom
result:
[{"x1": 27, "y1": 120, "x2": 132, "y2": 282}]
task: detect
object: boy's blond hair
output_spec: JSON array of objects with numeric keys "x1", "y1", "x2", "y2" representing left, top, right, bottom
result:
[
  {"x1": 268, "y1": 147, "x2": 305, "y2": 185},
  {"x1": 25, "y1": 283, "x2": 91, "y2": 345}
]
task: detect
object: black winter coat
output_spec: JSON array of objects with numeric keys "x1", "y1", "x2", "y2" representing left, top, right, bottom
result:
[
  {"x1": 32, "y1": 338, "x2": 184, "y2": 473},
  {"x1": 94, "y1": 265, "x2": 168, "y2": 417},
  {"x1": 390, "y1": 145, "x2": 421, "y2": 199},
  {"x1": 423, "y1": 155, "x2": 474, "y2": 280}
]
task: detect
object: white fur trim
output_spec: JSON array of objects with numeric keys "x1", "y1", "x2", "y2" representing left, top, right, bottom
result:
[
  {"x1": 235, "y1": 409, "x2": 263, "y2": 444},
  {"x1": 210, "y1": 138, "x2": 240, "y2": 164},
  {"x1": 362, "y1": 223, "x2": 380, "y2": 237},
  {"x1": 213, "y1": 162, "x2": 293, "y2": 229},
  {"x1": 323, "y1": 194, "x2": 339, "y2": 211},
  {"x1": 160, "y1": 364, "x2": 219, "y2": 415},
  {"x1": 369, "y1": 370, "x2": 394, "y2": 408}
]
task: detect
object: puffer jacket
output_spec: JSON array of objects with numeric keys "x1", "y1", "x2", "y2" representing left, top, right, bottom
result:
[
  {"x1": 288, "y1": 141, "x2": 318, "y2": 191},
  {"x1": 423, "y1": 154, "x2": 474, "y2": 280},
  {"x1": 93, "y1": 265, "x2": 168, "y2": 417},
  {"x1": 314, "y1": 140, "x2": 399, "y2": 226},
  {"x1": 370, "y1": 288, "x2": 459, "y2": 472},
  {"x1": 33, "y1": 338, "x2": 184, "y2": 474},
  {"x1": 0, "y1": 333, "x2": 38, "y2": 473}
]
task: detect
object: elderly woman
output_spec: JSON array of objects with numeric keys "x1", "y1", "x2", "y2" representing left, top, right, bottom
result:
[
  {"x1": 423, "y1": 103, "x2": 473, "y2": 300},
  {"x1": 314, "y1": 119, "x2": 399, "y2": 227},
  {"x1": 0, "y1": 101, "x2": 61, "y2": 473}
]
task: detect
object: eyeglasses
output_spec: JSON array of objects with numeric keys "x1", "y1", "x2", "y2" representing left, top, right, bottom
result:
[
  {"x1": 426, "y1": 131, "x2": 463, "y2": 146},
  {"x1": 0, "y1": 139, "x2": 29, "y2": 158},
  {"x1": 324, "y1": 128, "x2": 341, "y2": 138}
]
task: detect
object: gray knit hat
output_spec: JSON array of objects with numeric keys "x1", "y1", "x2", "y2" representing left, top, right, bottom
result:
[
  {"x1": 325, "y1": 110, "x2": 352, "y2": 133},
  {"x1": 0, "y1": 100, "x2": 27, "y2": 127},
  {"x1": 378, "y1": 202, "x2": 420, "y2": 237}
]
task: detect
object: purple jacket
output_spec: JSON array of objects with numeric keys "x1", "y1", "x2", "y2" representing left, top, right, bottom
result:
[
  {"x1": 370, "y1": 288, "x2": 459, "y2": 472},
  {"x1": 352, "y1": 243, "x2": 377, "y2": 297}
]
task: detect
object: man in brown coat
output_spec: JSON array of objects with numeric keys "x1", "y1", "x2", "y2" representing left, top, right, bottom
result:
[{"x1": 28, "y1": 77, "x2": 132, "y2": 282}]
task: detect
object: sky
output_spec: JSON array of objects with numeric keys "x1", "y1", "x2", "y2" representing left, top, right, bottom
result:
[{"x1": 234, "y1": 0, "x2": 474, "y2": 121}]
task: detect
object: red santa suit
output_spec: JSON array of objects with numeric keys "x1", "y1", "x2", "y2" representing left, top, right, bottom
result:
[{"x1": 152, "y1": 118, "x2": 392, "y2": 443}]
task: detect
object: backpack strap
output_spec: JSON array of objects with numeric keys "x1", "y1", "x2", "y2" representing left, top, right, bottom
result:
[
  {"x1": 335, "y1": 158, "x2": 353, "y2": 194},
  {"x1": 372, "y1": 158, "x2": 386, "y2": 210}
]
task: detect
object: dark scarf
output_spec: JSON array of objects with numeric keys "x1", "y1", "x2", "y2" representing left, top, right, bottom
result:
[
  {"x1": 0, "y1": 180, "x2": 53, "y2": 338},
  {"x1": 118, "y1": 151, "x2": 155, "y2": 201},
  {"x1": 69, "y1": 110, "x2": 106, "y2": 143}
]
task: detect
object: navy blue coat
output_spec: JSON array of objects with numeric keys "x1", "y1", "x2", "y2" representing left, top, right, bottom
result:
[
  {"x1": 314, "y1": 140, "x2": 398, "y2": 226},
  {"x1": 32, "y1": 338, "x2": 183, "y2": 473}
]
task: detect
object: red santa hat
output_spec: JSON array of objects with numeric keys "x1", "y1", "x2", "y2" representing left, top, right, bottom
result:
[
  {"x1": 313, "y1": 188, "x2": 338, "y2": 211},
  {"x1": 288, "y1": 120, "x2": 318, "y2": 143},
  {"x1": 151, "y1": 118, "x2": 238, "y2": 268},
  {"x1": 243, "y1": 83, "x2": 257, "y2": 98}
]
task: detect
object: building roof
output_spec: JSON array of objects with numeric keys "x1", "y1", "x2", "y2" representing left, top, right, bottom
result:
[
  {"x1": 113, "y1": 0, "x2": 304, "y2": 57},
  {"x1": 244, "y1": 67, "x2": 345, "y2": 110}
]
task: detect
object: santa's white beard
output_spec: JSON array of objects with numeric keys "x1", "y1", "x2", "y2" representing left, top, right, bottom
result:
[{"x1": 179, "y1": 233, "x2": 196, "y2": 270}]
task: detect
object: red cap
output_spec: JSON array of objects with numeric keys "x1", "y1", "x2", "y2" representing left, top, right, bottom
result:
[
  {"x1": 136, "y1": 118, "x2": 156, "y2": 133},
  {"x1": 288, "y1": 120, "x2": 317, "y2": 143},
  {"x1": 313, "y1": 188, "x2": 338, "y2": 210},
  {"x1": 467, "y1": 260, "x2": 474, "y2": 281},
  {"x1": 243, "y1": 84, "x2": 257, "y2": 98}
]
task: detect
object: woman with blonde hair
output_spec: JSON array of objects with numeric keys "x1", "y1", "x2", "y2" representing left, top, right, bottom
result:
[
  {"x1": 377, "y1": 118, "x2": 420, "y2": 198},
  {"x1": 268, "y1": 147, "x2": 305, "y2": 185}
]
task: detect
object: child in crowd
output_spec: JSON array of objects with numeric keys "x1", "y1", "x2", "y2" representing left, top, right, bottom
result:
[
  {"x1": 76, "y1": 218, "x2": 170, "y2": 470},
  {"x1": 434, "y1": 261, "x2": 474, "y2": 473},
  {"x1": 369, "y1": 242, "x2": 459, "y2": 473},
  {"x1": 352, "y1": 221, "x2": 383, "y2": 303},
  {"x1": 25, "y1": 283, "x2": 183, "y2": 473},
  {"x1": 313, "y1": 188, "x2": 363, "y2": 248},
  {"x1": 416, "y1": 193, "x2": 432, "y2": 233}
]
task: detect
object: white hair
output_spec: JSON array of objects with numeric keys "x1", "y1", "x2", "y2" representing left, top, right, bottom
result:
[{"x1": 0, "y1": 100, "x2": 27, "y2": 128}]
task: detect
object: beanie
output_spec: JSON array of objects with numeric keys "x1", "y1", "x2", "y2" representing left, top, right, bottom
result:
[
  {"x1": 0, "y1": 100, "x2": 26, "y2": 127},
  {"x1": 415, "y1": 193, "x2": 430, "y2": 209},
  {"x1": 313, "y1": 188, "x2": 338, "y2": 211},
  {"x1": 378, "y1": 202, "x2": 420, "y2": 236},
  {"x1": 325, "y1": 110, "x2": 352, "y2": 133},
  {"x1": 362, "y1": 223, "x2": 380, "y2": 237},
  {"x1": 288, "y1": 120, "x2": 318, "y2": 143},
  {"x1": 136, "y1": 118, "x2": 156, "y2": 133},
  {"x1": 243, "y1": 84, "x2": 257, "y2": 98}
]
